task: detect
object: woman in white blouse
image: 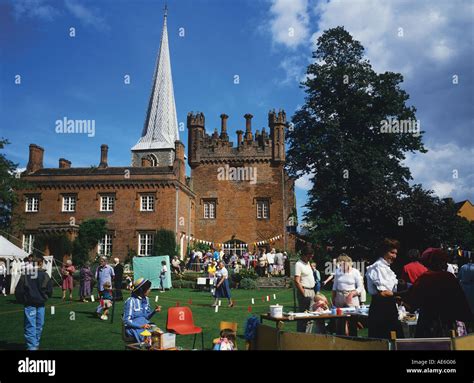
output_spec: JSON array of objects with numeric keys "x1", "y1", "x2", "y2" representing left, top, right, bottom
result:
[
  {"x1": 366, "y1": 238, "x2": 403, "y2": 339},
  {"x1": 332, "y1": 254, "x2": 362, "y2": 308}
]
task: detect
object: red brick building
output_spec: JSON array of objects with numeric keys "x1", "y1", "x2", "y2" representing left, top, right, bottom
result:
[{"x1": 12, "y1": 11, "x2": 296, "y2": 261}]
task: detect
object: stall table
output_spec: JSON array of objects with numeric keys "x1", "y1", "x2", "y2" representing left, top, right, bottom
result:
[{"x1": 260, "y1": 313, "x2": 363, "y2": 336}]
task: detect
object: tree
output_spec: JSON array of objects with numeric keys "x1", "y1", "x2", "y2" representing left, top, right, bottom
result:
[
  {"x1": 73, "y1": 219, "x2": 108, "y2": 265},
  {"x1": 0, "y1": 139, "x2": 28, "y2": 232},
  {"x1": 287, "y1": 27, "x2": 426, "y2": 250},
  {"x1": 153, "y1": 229, "x2": 178, "y2": 257}
]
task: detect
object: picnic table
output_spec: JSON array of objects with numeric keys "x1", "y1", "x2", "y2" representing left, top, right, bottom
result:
[{"x1": 260, "y1": 312, "x2": 364, "y2": 336}]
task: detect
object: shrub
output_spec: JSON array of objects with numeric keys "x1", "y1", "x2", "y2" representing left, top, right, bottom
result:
[
  {"x1": 153, "y1": 229, "x2": 178, "y2": 257},
  {"x1": 238, "y1": 268, "x2": 258, "y2": 280},
  {"x1": 239, "y1": 278, "x2": 257, "y2": 290},
  {"x1": 172, "y1": 280, "x2": 196, "y2": 289}
]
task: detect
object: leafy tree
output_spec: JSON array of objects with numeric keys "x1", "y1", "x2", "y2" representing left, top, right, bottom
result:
[
  {"x1": 0, "y1": 139, "x2": 28, "y2": 232},
  {"x1": 153, "y1": 228, "x2": 178, "y2": 257},
  {"x1": 287, "y1": 27, "x2": 426, "y2": 250},
  {"x1": 73, "y1": 219, "x2": 107, "y2": 265}
]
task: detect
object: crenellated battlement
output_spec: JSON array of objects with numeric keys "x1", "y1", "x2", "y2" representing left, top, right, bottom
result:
[{"x1": 187, "y1": 110, "x2": 287, "y2": 167}]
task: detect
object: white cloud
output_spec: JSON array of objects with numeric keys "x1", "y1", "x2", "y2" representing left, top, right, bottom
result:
[
  {"x1": 64, "y1": 0, "x2": 109, "y2": 31},
  {"x1": 312, "y1": 0, "x2": 473, "y2": 78},
  {"x1": 276, "y1": 54, "x2": 309, "y2": 85},
  {"x1": 12, "y1": 0, "x2": 60, "y2": 21},
  {"x1": 295, "y1": 172, "x2": 313, "y2": 191},
  {"x1": 268, "y1": 0, "x2": 310, "y2": 49},
  {"x1": 404, "y1": 142, "x2": 474, "y2": 201},
  {"x1": 11, "y1": 0, "x2": 109, "y2": 31}
]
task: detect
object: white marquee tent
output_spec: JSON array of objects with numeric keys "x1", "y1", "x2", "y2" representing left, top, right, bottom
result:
[{"x1": 0, "y1": 235, "x2": 53, "y2": 294}]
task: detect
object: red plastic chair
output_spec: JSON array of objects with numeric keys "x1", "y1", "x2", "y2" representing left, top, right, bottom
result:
[{"x1": 166, "y1": 306, "x2": 204, "y2": 349}]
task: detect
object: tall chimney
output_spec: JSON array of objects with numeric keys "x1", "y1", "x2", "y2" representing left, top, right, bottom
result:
[
  {"x1": 27, "y1": 144, "x2": 44, "y2": 173},
  {"x1": 244, "y1": 114, "x2": 253, "y2": 141},
  {"x1": 99, "y1": 144, "x2": 108, "y2": 168},
  {"x1": 236, "y1": 130, "x2": 244, "y2": 147},
  {"x1": 59, "y1": 158, "x2": 71, "y2": 169},
  {"x1": 220, "y1": 114, "x2": 229, "y2": 140}
]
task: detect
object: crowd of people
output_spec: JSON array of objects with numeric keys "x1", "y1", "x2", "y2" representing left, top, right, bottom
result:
[
  {"x1": 6, "y1": 239, "x2": 474, "y2": 350},
  {"x1": 185, "y1": 247, "x2": 290, "y2": 277},
  {"x1": 295, "y1": 239, "x2": 474, "y2": 339}
]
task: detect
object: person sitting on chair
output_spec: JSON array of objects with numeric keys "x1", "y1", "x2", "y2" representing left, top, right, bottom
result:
[{"x1": 123, "y1": 278, "x2": 161, "y2": 342}]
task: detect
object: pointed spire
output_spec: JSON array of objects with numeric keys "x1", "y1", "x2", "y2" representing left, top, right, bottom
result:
[{"x1": 132, "y1": 6, "x2": 179, "y2": 151}]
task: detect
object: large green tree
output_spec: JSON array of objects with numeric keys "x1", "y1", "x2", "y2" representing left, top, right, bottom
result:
[
  {"x1": 0, "y1": 139, "x2": 28, "y2": 232},
  {"x1": 287, "y1": 27, "x2": 427, "y2": 250},
  {"x1": 73, "y1": 219, "x2": 108, "y2": 265}
]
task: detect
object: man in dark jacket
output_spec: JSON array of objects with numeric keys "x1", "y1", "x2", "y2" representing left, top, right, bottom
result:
[
  {"x1": 113, "y1": 257, "x2": 124, "y2": 301},
  {"x1": 15, "y1": 255, "x2": 53, "y2": 350}
]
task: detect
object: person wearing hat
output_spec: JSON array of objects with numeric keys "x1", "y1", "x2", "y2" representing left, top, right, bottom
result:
[
  {"x1": 294, "y1": 245, "x2": 316, "y2": 332},
  {"x1": 123, "y1": 278, "x2": 161, "y2": 342},
  {"x1": 403, "y1": 249, "x2": 472, "y2": 337}
]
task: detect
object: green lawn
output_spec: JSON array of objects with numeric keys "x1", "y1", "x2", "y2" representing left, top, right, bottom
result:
[{"x1": 0, "y1": 287, "x2": 369, "y2": 350}]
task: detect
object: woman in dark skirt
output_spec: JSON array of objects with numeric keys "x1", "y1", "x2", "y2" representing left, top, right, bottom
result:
[
  {"x1": 366, "y1": 238, "x2": 403, "y2": 339},
  {"x1": 212, "y1": 261, "x2": 233, "y2": 308}
]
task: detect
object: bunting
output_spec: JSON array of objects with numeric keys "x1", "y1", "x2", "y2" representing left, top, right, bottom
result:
[{"x1": 180, "y1": 233, "x2": 284, "y2": 249}]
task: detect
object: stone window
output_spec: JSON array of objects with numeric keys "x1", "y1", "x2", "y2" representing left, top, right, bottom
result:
[
  {"x1": 22, "y1": 234, "x2": 35, "y2": 254},
  {"x1": 98, "y1": 234, "x2": 113, "y2": 256},
  {"x1": 140, "y1": 194, "x2": 155, "y2": 211},
  {"x1": 62, "y1": 195, "x2": 77, "y2": 212},
  {"x1": 138, "y1": 233, "x2": 154, "y2": 256},
  {"x1": 203, "y1": 200, "x2": 216, "y2": 219},
  {"x1": 100, "y1": 195, "x2": 115, "y2": 212},
  {"x1": 256, "y1": 199, "x2": 270, "y2": 219},
  {"x1": 25, "y1": 195, "x2": 39, "y2": 212}
]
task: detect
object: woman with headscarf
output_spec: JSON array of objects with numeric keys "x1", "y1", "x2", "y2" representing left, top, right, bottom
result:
[
  {"x1": 79, "y1": 262, "x2": 93, "y2": 302},
  {"x1": 403, "y1": 248, "x2": 472, "y2": 337},
  {"x1": 61, "y1": 259, "x2": 75, "y2": 301},
  {"x1": 123, "y1": 278, "x2": 161, "y2": 342}
]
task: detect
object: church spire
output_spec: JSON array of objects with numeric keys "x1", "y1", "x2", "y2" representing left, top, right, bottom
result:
[{"x1": 132, "y1": 6, "x2": 179, "y2": 152}]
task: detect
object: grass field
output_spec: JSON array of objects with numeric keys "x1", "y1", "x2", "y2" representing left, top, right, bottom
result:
[{"x1": 0, "y1": 286, "x2": 369, "y2": 350}]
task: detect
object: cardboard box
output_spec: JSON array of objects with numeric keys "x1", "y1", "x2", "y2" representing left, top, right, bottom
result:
[{"x1": 152, "y1": 330, "x2": 176, "y2": 350}]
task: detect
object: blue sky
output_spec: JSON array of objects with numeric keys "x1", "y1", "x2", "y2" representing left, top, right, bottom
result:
[{"x1": 1, "y1": 0, "x2": 473, "y2": 224}]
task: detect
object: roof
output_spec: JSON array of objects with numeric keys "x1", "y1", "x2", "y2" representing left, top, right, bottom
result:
[
  {"x1": 25, "y1": 166, "x2": 174, "y2": 177},
  {"x1": 455, "y1": 200, "x2": 471, "y2": 209},
  {"x1": 131, "y1": 11, "x2": 179, "y2": 151},
  {"x1": 0, "y1": 235, "x2": 29, "y2": 259}
]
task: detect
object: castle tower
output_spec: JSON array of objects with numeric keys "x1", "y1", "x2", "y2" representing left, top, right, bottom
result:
[
  {"x1": 269, "y1": 109, "x2": 286, "y2": 163},
  {"x1": 131, "y1": 7, "x2": 179, "y2": 167},
  {"x1": 187, "y1": 112, "x2": 205, "y2": 168}
]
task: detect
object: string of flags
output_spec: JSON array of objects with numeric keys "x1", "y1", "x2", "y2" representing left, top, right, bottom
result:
[
  {"x1": 151, "y1": 293, "x2": 283, "y2": 314},
  {"x1": 180, "y1": 233, "x2": 284, "y2": 248}
]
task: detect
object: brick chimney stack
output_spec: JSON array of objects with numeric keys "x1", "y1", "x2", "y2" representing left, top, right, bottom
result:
[
  {"x1": 59, "y1": 158, "x2": 71, "y2": 169},
  {"x1": 236, "y1": 130, "x2": 244, "y2": 147},
  {"x1": 99, "y1": 144, "x2": 108, "y2": 168},
  {"x1": 244, "y1": 114, "x2": 253, "y2": 141},
  {"x1": 174, "y1": 140, "x2": 186, "y2": 183},
  {"x1": 26, "y1": 144, "x2": 44, "y2": 173},
  {"x1": 220, "y1": 114, "x2": 229, "y2": 140}
]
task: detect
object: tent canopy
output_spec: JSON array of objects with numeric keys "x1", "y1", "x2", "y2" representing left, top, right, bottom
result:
[{"x1": 0, "y1": 235, "x2": 29, "y2": 260}]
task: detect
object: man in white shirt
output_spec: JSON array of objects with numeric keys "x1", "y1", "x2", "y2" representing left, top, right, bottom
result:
[
  {"x1": 294, "y1": 247, "x2": 316, "y2": 332},
  {"x1": 267, "y1": 249, "x2": 276, "y2": 276}
]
